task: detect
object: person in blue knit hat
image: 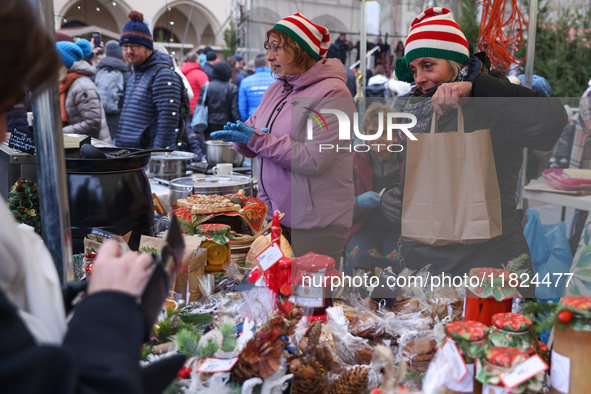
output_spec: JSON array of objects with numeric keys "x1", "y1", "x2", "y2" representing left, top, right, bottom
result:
[
  {"x1": 56, "y1": 41, "x2": 112, "y2": 142},
  {"x1": 116, "y1": 10, "x2": 183, "y2": 149}
]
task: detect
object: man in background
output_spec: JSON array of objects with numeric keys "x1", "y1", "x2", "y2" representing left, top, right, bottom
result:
[
  {"x1": 116, "y1": 10, "x2": 182, "y2": 149},
  {"x1": 237, "y1": 54, "x2": 275, "y2": 121}
]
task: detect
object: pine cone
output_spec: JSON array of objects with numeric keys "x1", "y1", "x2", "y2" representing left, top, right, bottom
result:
[
  {"x1": 232, "y1": 339, "x2": 282, "y2": 383},
  {"x1": 327, "y1": 366, "x2": 369, "y2": 394},
  {"x1": 290, "y1": 358, "x2": 327, "y2": 394},
  {"x1": 304, "y1": 320, "x2": 322, "y2": 353}
]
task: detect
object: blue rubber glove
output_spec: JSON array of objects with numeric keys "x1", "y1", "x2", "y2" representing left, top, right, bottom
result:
[
  {"x1": 356, "y1": 191, "x2": 381, "y2": 209},
  {"x1": 211, "y1": 122, "x2": 268, "y2": 144}
]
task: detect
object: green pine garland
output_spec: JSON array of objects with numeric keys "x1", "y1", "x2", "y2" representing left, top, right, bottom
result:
[{"x1": 522, "y1": 299, "x2": 591, "y2": 333}]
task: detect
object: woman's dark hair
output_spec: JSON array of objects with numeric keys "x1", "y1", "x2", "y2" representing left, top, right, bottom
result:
[
  {"x1": 0, "y1": 0, "x2": 60, "y2": 110},
  {"x1": 264, "y1": 29, "x2": 316, "y2": 75}
]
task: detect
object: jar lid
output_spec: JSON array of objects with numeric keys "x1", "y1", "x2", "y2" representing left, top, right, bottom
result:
[
  {"x1": 196, "y1": 223, "x2": 230, "y2": 235},
  {"x1": 491, "y1": 313, "x2": 532, "y2": 332},
  {"x1": 560, "y1": 297, "x2": 591, "y2": 312},
  {"x1": 485, "y1": 347, "x2": 529, "y2": 368},
  {"x1": 446, "y1": 320, "x2": 489, "y2": 342},
  {"x1": 195, "y1": 224, "x2": 232, "y2": 245},
  {"x1": 293, "y1": 252, "x2": 335, "y2": 273}
]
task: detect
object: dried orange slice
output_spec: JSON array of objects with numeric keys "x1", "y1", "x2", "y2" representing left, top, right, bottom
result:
[{"x1": 202, "y1": 240, "x2": 228, "y2": 266}]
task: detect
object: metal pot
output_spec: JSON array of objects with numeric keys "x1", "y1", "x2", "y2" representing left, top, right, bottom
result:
[
  {"x1": 147, "y1": 151, "x2": 197, "y2": 180},
  {"x1": 169, "y1": 174, "x2": 253, "y2": 206},
  {"x1": 205, "y1": 140, "x2": 244, "y2": 167},
  {"x1": 65, "y1": 147, "x2": 154, "y2": 253}
]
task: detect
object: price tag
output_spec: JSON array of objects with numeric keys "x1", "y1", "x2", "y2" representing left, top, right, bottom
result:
[
  {"x1": 8, "y1": 127, "x2": 35, "y2": 154},
  {"x1": 550, "y1": 350, "x2": 570, "y2": 393},
  {"x1": 197, "y1": 357, "x2": 239, "y2": 373},
  {"x1": 255, "y1": 243, "x2": 283, "y2": 271},
  {"x1": 498, "y1": 354, "x2": 548, "y2": 389},
  {"x1": 441, "y1": 339, "x2": 468, "y2": 383}
]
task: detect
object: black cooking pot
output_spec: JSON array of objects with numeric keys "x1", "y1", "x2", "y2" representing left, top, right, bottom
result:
[{"x1": 65, "y1": 147, "x2": 154, "y2": 253}]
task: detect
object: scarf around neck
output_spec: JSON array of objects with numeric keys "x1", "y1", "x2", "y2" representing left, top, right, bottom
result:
[
  {"x1": 59, "y1": 72, "x2": 85, "y2": 124},
  {"x1": 404, "y1": 55, "x2": 483, "y2": 136}
]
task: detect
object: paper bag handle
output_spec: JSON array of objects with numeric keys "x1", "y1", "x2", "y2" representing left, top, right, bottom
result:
[{"x1": 430, "y1": 105, "x2": 465, "y2": 134}]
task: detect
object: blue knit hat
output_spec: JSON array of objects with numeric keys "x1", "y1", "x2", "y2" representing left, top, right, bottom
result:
[
  {"x1": 120, "y1": 11, "x2": 153, "y2": 50},
  {"x1": 56, "y1": 41, "x2": 84, "y2": 68},
  {"x1": 76, "y1": 39, "x2": 93, "y2": 57}
]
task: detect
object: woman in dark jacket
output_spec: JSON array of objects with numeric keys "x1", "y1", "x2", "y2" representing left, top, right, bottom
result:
[
  {"x1": 384, "y1": 7, "x2": 567, "y2": 282},
  {"x1": 203, "y1": 61, "x2": 241, "y2": 139}
]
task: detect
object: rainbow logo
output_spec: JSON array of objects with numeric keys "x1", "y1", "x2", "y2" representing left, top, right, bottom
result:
[{"x1": 303, "y1": 107, "x2": 328, "y2": 132}]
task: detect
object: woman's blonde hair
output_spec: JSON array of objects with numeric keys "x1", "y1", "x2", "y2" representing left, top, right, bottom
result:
[
  {"x1": 446, "y1": 60, "x2": 464, "y2": 82},
  {"x1": 265, "y1": 29, "x2": 317, "y2": 75}
]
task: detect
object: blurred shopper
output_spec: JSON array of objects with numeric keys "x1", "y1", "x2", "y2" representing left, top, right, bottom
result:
[
  {"x1": 95, "y1": 40, "x2": 130, "y2": 140},
  {"x1": 180, "y1": 52, "x2": 209, "y2": 115},
  {"x1": 226, "y1": 56, "x2": 244, "y2": 87},
  {"x1": 56, "y1": 41, "x2": 111, "y2": 143},
  {"x1": 202, "y1": 51, "x2": 216, "y2": 80},
  {"x1": 237, "y1": 54, "x2": 275, "y2": 121},
  {"x1": 344, "y1": 102, "x2": 404, "y2": 275},
  {"x1": 203, "y1": 61, "x2": 240, "y2": 139},
  {"x1": 326, "y1": 44, "x2": 356, "y2": 97}
]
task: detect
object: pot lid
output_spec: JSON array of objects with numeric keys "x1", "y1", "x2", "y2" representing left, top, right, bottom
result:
[
  {"x1": 150, "y1": 151, "x2": 197, "y2": 160},
  {"x1": 445, "y1": 320, "x2": 489, "y2": 342},
  {"x1": 64, "y1": 147, "x2": 150, "y2": 172},
  {"x1": 491, "y1": 313, "x2": 532, "y2": 332}
]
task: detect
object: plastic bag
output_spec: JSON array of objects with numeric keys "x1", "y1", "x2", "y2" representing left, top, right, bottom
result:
[{"x1": 524, "y1": 209, "x2": 572, "y2": 299}]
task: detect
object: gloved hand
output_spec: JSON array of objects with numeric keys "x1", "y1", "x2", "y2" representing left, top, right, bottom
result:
[
  {"x1": 211, "y1": 121, "x2": 268, "y2": 144},
  {"x1": 381, "y1": 184, "x2": 403, "y2": 224},
  {"x1": 356, "y1": 191, "x2": 381, "y2": 209}
]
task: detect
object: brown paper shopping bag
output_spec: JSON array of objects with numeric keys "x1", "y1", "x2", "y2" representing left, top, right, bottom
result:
[{"x1": 401, "y1": 106, "x2": 502, "y2": 245}]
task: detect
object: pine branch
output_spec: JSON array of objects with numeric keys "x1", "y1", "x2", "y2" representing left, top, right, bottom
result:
[
  {"x1": 220, "y1": 322, "x2": 238, "y2": 352},
  {"x1": 175, "y1": 328, "x2": 202, "y2": 357},
  {"x1": 199, "y1": 338, "x2": 219, "y2": 359}
]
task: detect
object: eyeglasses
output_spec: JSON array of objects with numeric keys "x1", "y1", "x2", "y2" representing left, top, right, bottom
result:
[
  {"x1": 121, "y1": 43, "x2": 142, "y2": 51},
  {"x1": 265, "y1": 43, "x2": 282, "y2": 54}
]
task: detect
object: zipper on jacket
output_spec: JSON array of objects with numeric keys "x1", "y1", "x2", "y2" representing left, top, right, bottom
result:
[{"x1": 258, "y1": 97, "x2": 288, "y2": 211}]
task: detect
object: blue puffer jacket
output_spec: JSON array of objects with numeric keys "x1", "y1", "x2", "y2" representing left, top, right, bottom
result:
[
  {"x1": 116, "y1": 50, "x2": 182, "y2": 148},
  {"x1": 238, "y1": 67, "x2": 275, "y2": 121}
]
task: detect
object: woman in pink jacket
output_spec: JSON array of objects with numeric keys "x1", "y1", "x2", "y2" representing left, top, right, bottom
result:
[{"x1": 212, "y1": 13, "x2": 356, "y2": 262}]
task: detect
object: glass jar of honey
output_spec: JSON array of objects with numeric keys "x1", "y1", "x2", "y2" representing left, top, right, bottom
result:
[
  {"x1": 195, "y1": 224, "x2": 232, "y2": 272},
  {"x1": 550, "y1": 297, "x2": 591, "y2": 394}
]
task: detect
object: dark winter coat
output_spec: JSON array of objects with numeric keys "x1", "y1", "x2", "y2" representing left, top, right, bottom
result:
[
  {"x1": 204, "y1": 62, "x2": 240, "y2": 127},
  {"x1": 116, "y1": 50, "x2": 182, "y2": 149}
]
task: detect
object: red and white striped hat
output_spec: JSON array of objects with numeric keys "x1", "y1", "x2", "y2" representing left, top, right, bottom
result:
[
  {"x1": 395, "y1": 8, "x2": 469, "y2": 83},
  {"x1": 272, "y1": 13, "x2": 330, "y2": 60}
]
